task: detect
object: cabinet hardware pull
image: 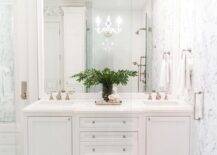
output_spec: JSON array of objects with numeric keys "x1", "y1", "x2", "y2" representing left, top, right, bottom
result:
[
  {"x1": 122, "y1": 121, "x2": 126, "y2": 124},
  {"x1": 92, "y1": 121, "x2": 95, "y2": 124},
  {"x1": 123, "y1": 135, "x2": 126, "y2": 138},
  {"x1": 123, "y1": 148, "x2": 126, "y2": 152},
  {"x1": 92, "y1": 148, "x2": 95, "y2": 152},
  {"x1": 92, "y1": 135, "x2": 95, "y2": 138},
  {"x1": 21, "y1": 81, "x2": 28, "y2": 100},
  {"x1": 148, "y1": 117, "x2": 151, "y2": 121}
]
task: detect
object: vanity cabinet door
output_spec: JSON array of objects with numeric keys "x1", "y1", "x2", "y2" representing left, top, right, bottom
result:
[
  {"x1": 146, "y1": 117, "x2": 190, "y2": 155},
  {"x1": 28, "y1": 117, "x2": 72, "y2": 155}
]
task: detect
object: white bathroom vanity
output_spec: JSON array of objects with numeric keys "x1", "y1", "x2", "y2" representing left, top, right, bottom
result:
[{"x1": 23, "y1": 99, "x2": 193, "y2": 155}]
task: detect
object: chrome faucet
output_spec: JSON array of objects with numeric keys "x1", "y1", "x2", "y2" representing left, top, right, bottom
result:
[
  {"x1": 65, "y1": 92, "x2": 70, "y2": 100},
  {"x1": 156, "y1": 92, "x2": 161, "y2": 100},
  {"x1": 164, "y1": 93, "x2": 168, "y2": 100},
  {"x1": 65, "y1": 90, "x2": 75, "y2": 100},
  {"x1": 148, "y1": 92, "x2": 152, "y2": 100},
  {"x1": 49, "y1": 92, "x2": 54, "y2": 100},
  {"x1": 56, "y1": 91, "x2": 62, "y2": 100}
]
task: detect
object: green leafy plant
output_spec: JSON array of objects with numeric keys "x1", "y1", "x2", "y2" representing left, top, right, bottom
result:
[
  {"x1": 72, "y1": 68, "x2": 137, "y2": 88},
  {"x1": 72, "y1": 68, "x2": 137, "y2": 101}
]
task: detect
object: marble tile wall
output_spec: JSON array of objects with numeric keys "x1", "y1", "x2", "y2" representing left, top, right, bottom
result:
[
  {"x1": 152, "y1": 0, "x2": 217, "y2": 154},
  {"x1": 0, "y1": 5, "x2": 15, "y2": 122},
  {"x1": 194, "y1": 0, "x2": 217, "y2": 154},
  {"x1": 151, "y1": 0, "x2": 180, "y2": 92}
]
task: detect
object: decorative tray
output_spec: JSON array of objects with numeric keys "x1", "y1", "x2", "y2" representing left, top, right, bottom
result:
[{"x1": 95, "y1": 100, "x2": 122, "y2": 105}]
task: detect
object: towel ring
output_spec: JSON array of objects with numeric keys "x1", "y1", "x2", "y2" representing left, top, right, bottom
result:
[
  {"x1": 163, "y1": 52, "x2": 170, "y2": 59},
  {"x1": 182, "y1": 49, "x2": 192, "y2": 58}
]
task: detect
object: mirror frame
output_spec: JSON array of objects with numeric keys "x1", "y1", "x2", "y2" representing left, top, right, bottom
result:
[
  {"x1": 37, "y1": 0, "x2": 46, "y2": 98},
  {"x1": 36, "y1": 0, "x2": 153, "y2": 98}
]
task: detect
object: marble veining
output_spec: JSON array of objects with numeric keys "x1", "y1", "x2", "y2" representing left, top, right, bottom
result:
[
  {"x1": 0, "y1": 5, "x2": 15, "y2": 122},
  {"x1": 194, "y1": 0, "x2": 217, "y2": 154},
  {"x1": 152, "y1": 0, "x2": 217, "y2": 154}
]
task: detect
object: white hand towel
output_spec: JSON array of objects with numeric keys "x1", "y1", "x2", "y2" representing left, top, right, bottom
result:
[
  {"x1": 159, "y1": 56, "x2": 171, "y2": 91},
  {"x1": 174, "y1": 52, "x2": 193, "y2": 96},
  {"x1": 159, "y1": 59, "x2": 166, "y2": 89},
  {"x1": 165, "y1": 58, "x2": 171, "y2": 90},
  {"x1": 185, "y1": 53, "x2": 193, "y2": 91},
  {"x1": 176, "y1": 56, "x2": 185, "y2": 95}
]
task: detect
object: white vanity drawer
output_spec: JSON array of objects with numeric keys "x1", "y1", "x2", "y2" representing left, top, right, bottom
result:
[
  {"x1": 80, "y1": 132, "x2": 138, "y2": 142},
  {"x1": 0, "y1": 133, "x2": 16, "y2": 145},
  {"x1": 79, "y1": 117, "x2": 138, "y2": 130},
  {"x1": 80, "y1": 143, "x2": 137, "y2": 155}
]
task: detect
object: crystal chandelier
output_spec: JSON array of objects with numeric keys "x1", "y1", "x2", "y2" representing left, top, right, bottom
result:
[{"x1": 95, "y1": 15, "x2": 122, "y2": 37}]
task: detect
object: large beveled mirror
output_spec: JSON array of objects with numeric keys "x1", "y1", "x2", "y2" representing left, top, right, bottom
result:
[{"x1": 38, "y1": 0, "x2": 153, "y2": 97}]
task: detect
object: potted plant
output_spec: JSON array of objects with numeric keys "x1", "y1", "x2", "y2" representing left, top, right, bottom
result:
[{"x1": 72, "y1": 68, "x2": 137, "y2": 101}]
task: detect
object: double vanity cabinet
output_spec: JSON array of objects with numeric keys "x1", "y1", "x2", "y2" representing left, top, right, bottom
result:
[{"x1": 23, "y1": 100, "x2": 193, "y2": 155}]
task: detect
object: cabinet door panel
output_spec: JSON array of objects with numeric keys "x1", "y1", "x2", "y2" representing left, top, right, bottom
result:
[
  {"x1": 28, "y1": 117, "x2": 72, "y2": 155},
  {"x1": 147, "y1": 117, "x2": 190, "y2": 155}
]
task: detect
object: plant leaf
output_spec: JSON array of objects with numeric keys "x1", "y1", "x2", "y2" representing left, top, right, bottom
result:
[{"x1": 72, "y1": 68, "x2": 137, "y2": 88}]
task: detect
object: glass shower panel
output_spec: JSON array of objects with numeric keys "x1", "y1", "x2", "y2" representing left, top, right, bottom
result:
[{"x1": 0, "y1": 4, "x2": 15, "y2": 122}]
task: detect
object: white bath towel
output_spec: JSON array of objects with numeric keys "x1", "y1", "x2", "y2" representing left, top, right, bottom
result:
[
  {"x1": 174, "y1": 51, "x2": 193, "y2": 96},
  {"x1": 159, "y1": 55, "x2": 171, "y2": 91}
]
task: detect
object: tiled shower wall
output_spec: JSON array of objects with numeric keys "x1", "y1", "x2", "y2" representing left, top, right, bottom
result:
[
  {"x1": 0, "y1": 5, "x2": 15, "y2": 122},
  {"x1": 152, "y1": 0, "x2": 217, "y2": 154}
]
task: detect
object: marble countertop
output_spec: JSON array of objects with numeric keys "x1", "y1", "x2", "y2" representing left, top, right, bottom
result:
[{"x1": 23, "y1": 99, "x2": 194, "y2": 116}]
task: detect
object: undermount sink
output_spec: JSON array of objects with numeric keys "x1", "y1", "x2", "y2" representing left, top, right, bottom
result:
[
  {"x1": 38, "y1": 100, "x2": 74, "y2": 105},
  {"x1": 37, "y1": 99, "x2": 95, "y2": 106},
  {"x1": 143, "y1": 100, "x2": 182, "y2": 106}
]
